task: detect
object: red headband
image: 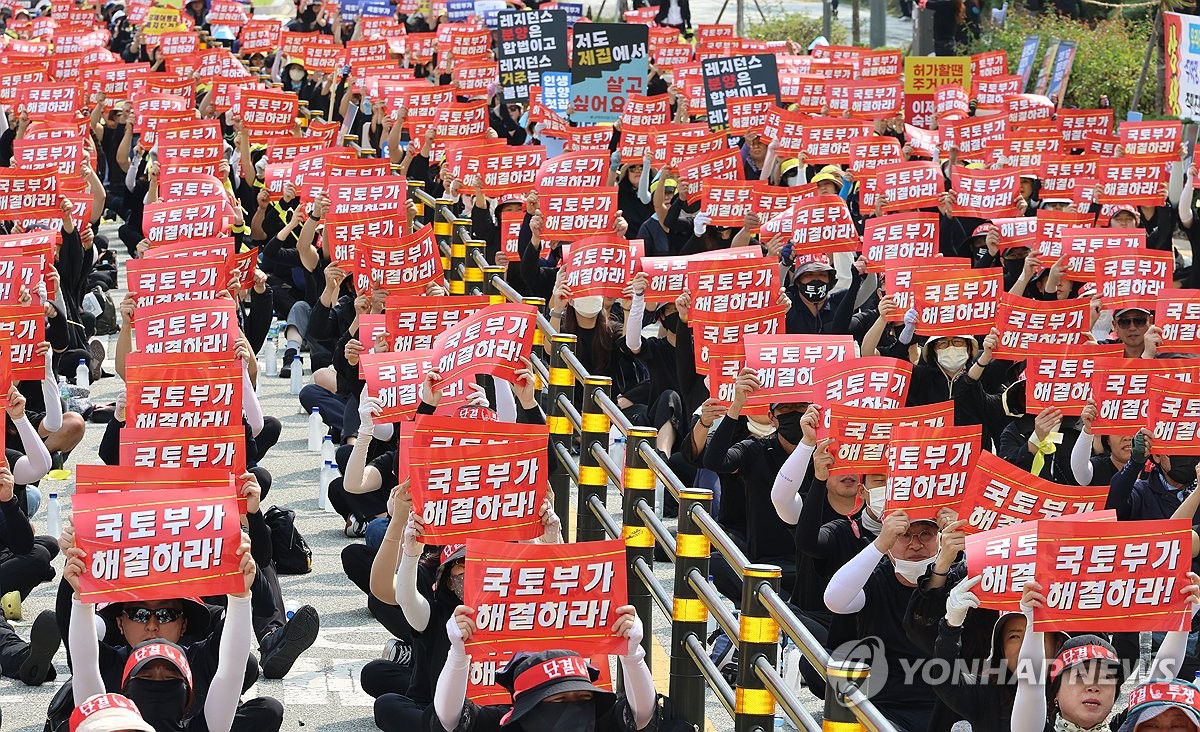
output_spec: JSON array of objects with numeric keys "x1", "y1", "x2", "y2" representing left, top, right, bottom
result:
[
  {"x1": 1049, "y1": 644, "x2": 1119, "y2": 681},
  {"x1": 513, "y1": 656, "x2": 591, "y2": 698},
  {"x1": 1128, "y1": 681, "x2": 1200, "y2": 715},
  {"x1": 122, "y1": 642, "x2": 194, "y2": 690}
]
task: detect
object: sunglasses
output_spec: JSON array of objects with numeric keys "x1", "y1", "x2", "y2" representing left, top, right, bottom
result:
[
  {"x1": 123, "y1": 607, "x2": 184, "y2": 624},
  {"x1": 1116, "y1": 317, "x2": 1148, "y2": 328}
]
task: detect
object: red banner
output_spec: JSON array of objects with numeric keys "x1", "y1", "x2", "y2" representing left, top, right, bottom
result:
[
  {"x1": 465, "y1": 538, "x2": 628, "y2": 655},
  {"x1": 912, "y1": 267, "x2": 1003, "y2": 337},
  {"x1": 951, "y1": 167, "x2": 1019, "y2": 219},
  {"x1": 740, "y1": 334, "x2": 855, "y2": 411},
  {"x1": 429, "y1": 304, "x2": 537, "y2": 384},
  {"x1": 410, "y1": 438, "x2": 547, "y2": 543},
  {"x1": 1095, "y1": 249, "x2": 1173, "y2": 312},
  {"x1": 827, "y1": 402, "x2": 954, "y2": 476},
  {"x1": 0, "y1": 303, "x2": 45, "y2": 379},
  {"x1": 124, "y1": 353, "x2": 242, "y2": 432},
  {"x1": 73, "y1": 485, "x2": 243, "y2": 603},
  {"x1": 538, "y1": 187, "x2": 618, "y2": 241},
  {"x1": 1052, "y1": 227, "x2": 1145, "y2": 281},
  {"x1": 691, "y1": 305, "x2": 787, "y2": 374},
  {"x1": 1119, "y1": 120, "x2": 1183, "y2": 162},
  {"x1": 686, "y1": 257, "x2": 779, "y2": 315},
  {"x1": 125, "y1": 255, "x2": 227, "y2": 309},
  {"x1": 0, "y1": 167, "x2": 58, "y2": 222},
  {"x1": 133, "y1": 299, "x2": 239, "y2": 356},
  {"x1": 884, "y1": 424, "x2": 982, "y2": 521},
  {"x1": 862, "y1": 213, "x2": 939, "y2": 272},
  {"x1": 1034, "y1": 519, "x2": 1192, "y2": 632},
  {"x1": 560, "y1": 236, "x2": 633, "y2": 299},
  {"x1": 385, "y1": 296, "x2": 491, "y2": 351},
  {"x1": 875, "y1": 161, "x2": 942, "y2": 213},
  {"x1": 1156, "y1": 288, "x2": 1200, "y2": 355},
  {"x1": 1148, "y1": 375, "x2": 1200, "y2": 455},
  {"x1": 991, "y1": 293, "x2": 1090, "y2": 359},
  {"x1": 1097, "y1": 160, "x2": 1168, "y2": 206},
  {"x1": 789, "y1": 195, "x2": 861, "y2": 255},
  {"x1": 1090, "y1": 358, "x2": 1200, "y2": 434},
  {"x1": 810, "y1": 356, "x2": 914, "y2": 410},
  {"x1": 961, "y1": 450, "x2": 1108, "y2": 533}
]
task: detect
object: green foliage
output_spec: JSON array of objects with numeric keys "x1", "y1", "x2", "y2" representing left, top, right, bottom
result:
[
  {"x1": 745, "y1": 11, "x2": 850, "y2": 46},
  {"x1": 967, "y1": 11, "x2": 1156, "y2": 118}
]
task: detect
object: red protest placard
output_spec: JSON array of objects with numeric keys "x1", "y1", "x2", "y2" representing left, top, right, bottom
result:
[
  {"x1": 133, "y1": 298, "x2": 239, "y2": 356},
  {"x1": 1095, "y1": 250, "x2": 1173, "y2": 312},
  {"x1": 0, "y1": 254, "x2": 44, "y2": 304},
  {"x1": 143, "y1": 196, "x2": 230, "y2": 242},
  {"x1": 1058, "y1": 108, "x2": 1114, "y2": 144},
  {"x1": 124, "y1": 353, "x2": 242, "y2": 431},
  {"x1": 536, "y1": 151, "x2": 609, "y2": 189},
  {"x1": 465, "y1": 538, "x2": 629, "y2": 655},
  {"x1": 941, "y1": 115, "x2": 1008, "y2": 158},
  {"x1": 1039, "y1": 154, "x2": 1098, "y2": 200},
  {"x1": 972, "y1": 74, "x2": 1021, "y2": 109},
  {"x1": 125, "y1": 255, "x2": 227, "y2": 309},
  {"x1": 410, "y1": 438, "x2": 547, "y2": 543},
  {"x1": 685, "y1": 257, "x2": 779, "y2": 315},
  {"x1": 701, "y1": 180, "x2": 759, "y2": 227},
  {"x1": 862, "y1": 213, "x2": 939, "y2": 272},
  {"x1": 238, "y1": 88, "x2": 299, "y2": 139},
  {"x1": 726, "y1": 95, "x2": 775, "y2": 136},
  {"x1": 691, "y1": 305, "x2": 788, "y2": 375},
  {"x1": 875, "y1": 161, "x2": 942, "y2": 213},
  {"x1": 637, "y1": 249, "x2": 762, "y2": 304},
  {"x1": 361, "y1": 226, "x2": 443, "y2": 297},
  {"x1": 538, "y1": 187, "x2": 618, "y2": 241},
  {"x1": 385, "y1": 296, "x2": 491, "y2": 351},
  {"x1": 674, "y1": 148, "x2": 743, "y2": 199},
  {"x1": 1119, "y1": 120, "x2": 1183, "y2": 162},
  {"x1": 934, "y1": 84, "x2": 970, "y2": 119},
  {"x1": 0, "y1": 303, "x2": 43, "y2": 379},
  {"x1": 811, "y1": 356, "x2": 914, "y2": 411},
  {"x1": 1006, "y1": 94, "x2": 1055, "y2": 127},
  {"x1": 500, "y1": 210, "x2": 523, "y2": 258},
  {"x1": 827, "y1": 401, "x2": 954, "y2": 476},
  {"x1": 790, "y1": 195, "x2": 861, "y2": 256},
  {"x1": 360, "y1": 350, "x2": 445, "y2": 423},
  {"x1": 1089, "y1": 358, "x2": 1200, "y2": 434},
  {"x1": 796, "y1": 117, "x2": 872, "y2": 164},
  {"x1": 560, "y1": 236, "x2": 633, "y2": 300},
  {"x1": 73, "y1": 485, "x2": 243, "y2": 603},
  {"x1": 477, "y1": 147, "x2": 546, "y2": 198},
  {"x1": 1148, "y1": 375, "x2": 1200, "y2": 455},
  {"x1": 1156, "y1": 288, "x2": 1200, "y2": 355},
  {"x1": 1097, "y1": 160, "x2": 1168, "y2": 206},
  {"x1": 1053, "y1": 227, "x2": 1145, "y2": 281},
  {"x1": 430, "y1": 304, "x2": 537, "y2": 384},
  {"x1": 0, "y1": 167, "x2": 58, "y2": 222},
  {"x1": 1033, "y1": 519, "x2": 1192, "y2": 632},
  {"x1": 965, "y1": 511, "x2": 1117, "y2": 612},
  {"x1": 912, "y1": 267, "x2": 1003, "y2": 337},
  {"x1": 740, "y1": 334, "x2": 855, "y2": 410},
  {"x1": 991, "y1": 293, "x2": 1090, "y2": 359},
  {"x1": 884, "y1": 424, "x2": 982, "y2": 521},
  {"x1": 120, "y1": 424, "x2": 247, "y2": 475},
  {"x1": 878, "y1": 257, "x2": 972, "y2": 322},
  {"x1": 849, "y1": 135, "x2": 905, "y2": 174},
  {"x1": 961, "y1": 451, "x2": 1109, "y2": 534},
  {"x1": 75, "y1": 465, "x2": 238, "y2": 499},
  {"x1": 1025, "y1": 343, "x2": 1124, "y2": 414},
  {"x1": 1035, "y1": 210, "x2": 1095, "y2": 259},
  {"x1": 13, "y1": 137, "x2": 84, "y2": 177},
  {"x1": 951, "y1": 167, "x2": 1019, "y2": 219}
]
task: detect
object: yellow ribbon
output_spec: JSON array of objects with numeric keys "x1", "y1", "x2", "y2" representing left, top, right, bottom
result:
[{"x1": 1030, "y1": 432, "x2": 1063, "y2": 476}]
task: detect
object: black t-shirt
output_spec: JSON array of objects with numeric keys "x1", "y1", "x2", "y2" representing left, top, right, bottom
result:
[
  {"x1": 422, "y1": 696, "x2": 647, "y2": 732},
  {"x1": 627, "y1": 336, "x2": 679, "y2": 404},
  {"x1": 370, "y1": 450, "x2": 399, "y2": 495},
  {"x1": 408, "y1": 576, "x2": 459, "y2": 705}
]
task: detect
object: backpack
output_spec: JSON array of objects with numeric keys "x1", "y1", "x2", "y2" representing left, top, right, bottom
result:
[
  {"x1": 87, "y1": 287, "x2": 120, "y2": 336},
  {"x1": 263, "y1": 505, "x2": 312, "y2": 575}
]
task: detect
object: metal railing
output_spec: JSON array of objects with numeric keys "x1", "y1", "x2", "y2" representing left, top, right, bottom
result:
[{"x1": 406, "y1": 184, "x2": 896, "y2": 732}]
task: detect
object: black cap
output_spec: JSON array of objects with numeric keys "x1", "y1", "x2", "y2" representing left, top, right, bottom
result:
[{"x1": 495, "y1": 650, "x2": 615, "y2": 727}]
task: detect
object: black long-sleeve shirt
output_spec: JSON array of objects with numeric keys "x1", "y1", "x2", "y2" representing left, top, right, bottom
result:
[{"x1": 0, "y1": 495, "x2": 35, "y2": 560}]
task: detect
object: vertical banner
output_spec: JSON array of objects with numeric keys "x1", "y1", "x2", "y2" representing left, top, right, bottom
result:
[
  {"x1": 465, "y1": 538, "x2": 629, "y2": 655},
  {"x1": 1165, "y1": 12, "x2": 1200, "y2": 119},
  {"x1": 699, "y1": 54, "x2": 780, "y2": 132},
  {"x1": 1046, "y1": 40, "x2": 1077, "y2": 100},
  {"x1": 1032, "y1": 38, "x2": 1061, "y2": 96},
  {"x1": 495, "y1": 9, "x2": 568, "y2": 103},
  {"x1": 1017, "y1": 35, "x2": 1041, "y2": 91},
  {"x1": 570, "y1": 23, "x2": 649, "y2": 124}
]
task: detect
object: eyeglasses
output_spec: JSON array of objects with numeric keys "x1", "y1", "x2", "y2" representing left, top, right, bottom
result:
[
  {"x1": 899, "y1": 528, "x2": 937, "y2": 544},
  {"x1": 123, "y1": 607, "x2": 184, "y2": 624},
  {"x1": 934, "y1": 338, "x2": 968, "y2": 350},
  {"x1": 1116, "y1": 317, "x2": 1148, "y2": 328}
]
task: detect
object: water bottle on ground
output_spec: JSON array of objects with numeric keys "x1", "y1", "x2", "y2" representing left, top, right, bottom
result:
[
  {"x1": 307, "y1": 407, "x2": 323, "y2": 451},
  {"x1": 75, "y1": 359, "x2": 89, "y2": 390},
  {"x1": 321, "y1": 435, "x2": 335, "y2": 467},
  {"x1": 607, "y1": 427, "x2": 626, "y2": 486},
  {"x1": 318, "y1": 460, "x2": 334, "y2": 511},
  {"x1": 289, "y1": 354, "x2": 303, "y2": 396},
  {"x1": 46, "y1": 492, "x2": 61, "y2": 539},
  {"x1": 263, "y1": 324, "x2": 279, "y2": 377}
]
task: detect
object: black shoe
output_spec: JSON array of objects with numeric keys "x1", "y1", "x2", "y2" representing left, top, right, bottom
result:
[
  {"x1": 279, "y1": 348, "x2": 298, "y2": 378},
  {"x1": 19, "y1": 610, "x2": 60, "y2": 686},
  {"x1": 261, "y1": 604, "x2": 320, "y2": 679}
]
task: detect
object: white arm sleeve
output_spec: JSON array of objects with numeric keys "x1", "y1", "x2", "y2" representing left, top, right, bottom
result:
[
  {"x1": 625, "y1": 294, "x2": 645, "y2": 353},
  {"x1": 205, "y1": 595, "x2": 252, "y2": 732},
  {"x1": 12, "y1": 415, "x2": 51, "y2": 485},
  {"x1": 434, "y1": 635, "x2": 470, "y2": 731},
  {"x1": 494, "y1": 378, "x2": 517, "y2": 423},
  {"x1": 824, "y1": 543, "x2": 884, "y2": 614},
  {"x1": 636, "y1": 163, "x2": 652, "y2": 204},
  {"x1": 395, "y1": 551, "x2": 431, "y2": 632},
  {"x1": 1011, "y1": 606, "x2": 1048, "y2": 732},
  {"x1": 125, "y1": 154, "x2": 141, "y2": 193},
  {"x1": 68, "y1": 598, "x2": 107, "y2": 701},
  {"x1": 618, "y1": 646, "x2": 656, "y2": 730},
  {"x1": 1071, "y1": 429, "x2": 1095, "y2": 486},
  {"x1": 771, "y1": 441, "x2": 814, "y2": 525},
  {"x1": 40, "y1": 357, "x2": 63, "y2": 432},
  {"x1": 241, "y1": 365, "x2": 264, "y2": 436},
  {"x1": 1181, "y1": 178, "x2": 1195, "y2": 227}
]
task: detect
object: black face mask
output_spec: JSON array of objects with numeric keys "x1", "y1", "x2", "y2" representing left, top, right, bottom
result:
[
  {"x1": 1166, "y1": 461, "x2": 1199, "y2": 488},
  {"x1": 800, "y1": 281, "x2": 829, "y2": 304},
  {"x1": 661, "y1": 313, "x2": 680, "y2": 332},
  {"x1": 124, "y1": 678, "x2": 189, "y2": 732},
  {"x1": 775, "y1": 411, "x2": 804, "y2": 445},
  {"x1": 299, "y1": 7, "x2": 316, "y2": 22},
  {"x1": 521, "y1": 701, "x2": 596, "y2": 732}
]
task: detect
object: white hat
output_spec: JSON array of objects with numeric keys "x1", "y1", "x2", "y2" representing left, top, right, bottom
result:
[{"x1": 71, "y1": 694, "x2": 155, "y2": 732}]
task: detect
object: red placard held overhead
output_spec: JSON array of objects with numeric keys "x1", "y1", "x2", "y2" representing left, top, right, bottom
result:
[
  {"x1": 124, "y1": 353, "x2": 241, "y2": 431},
  {"x1": 133, "y1": 299, "x2": 240, "y2": 356},
  {"x1": 560, "y1": 236, "x2": 633, "y2": 300},
  {"x1": 1148, "y1": 375, "x2": 1200, "y2": 455},
  {"x1": 125, "y1": 255, "x2": 227, "y2": 309},
  {"x1": 1119, "y1": 120, "x2": 1183, "y2": 162},
  {"x1": 827, "y1": 402, "x2": 955, "y2": 476},
  {"x1": 1156, "y1": 289, "x2": 1200, "y2": 355},
  {"x1": 1095, "y1": 250, "x2": 1173, "y2": 313},
  {"x1": 121, "y1": 425, "x2": 247, "y2": 475},
  {"x1": 359, "y1": 350, "x2": 447, "y2": 423},
  {"x1": 0, "y1": 303, "x2": 46, "y2": 380},
  {"x1": 1054, "y1": 228, "x2": 1145, "y2": 281},
  {"x1": 1097, "y1": 160, "x2": 1168, "y2": 206},
  {"x1": 991, "y1": 293, "x2": 1090, "y2": 359},
  {"x1": 465, "y1": 538, "x2": 629, "y2": 655},
  {"x1": 992, "y1": 217, "x2": 1039, "y2": 251},
  {"x1": 1025, "y1": 344, "x2": 1124, "y2": 414},
  {"x1": 691, "y1": 305, "x2": 787, "y2": 375},
  {"x1": 912, "y1": 267, "x2": 1003, "y2": 337},
  {"x1": 1033, "y1": 519, "x2": 1192, "y2": 632},
  {"x1": 386, "y1": 296, "x2": 491, "y2": 351},
  {"x1": 960, "y1": 451, "x2": 1109, "y2": 534},
  {"x1": 875, "y1": 161, "x2": 943, "y2": 213},
  {"x1": 73, "y1": 485, "x2": 243, "y2": 603},
  {"x1": 685, "y1": 257, "x2": 779, "y2": 315},
  {"x1": 429, "y1": 304, "x2": 537, "y2": 385},
  {"x1": 862, "y1": 213, "x2": 939, "y2": 272},
  {"x1": 361, "y1": 226, "x2": 442, "y2": 297},
  {"x1": 0, "y1": 167, "x2": 59, "y2": 223},
  {"x1": 409, "y1": 437, "x2": 548, "y2": 543},
  {"x1": 740, "y1": 334, "x2": 855, "y2": 410},
  {"x1": 1089, "y1": 358, "x2": 1200, "y2": 434},
  {"x1": 789, "y1": 195, "x2": 861, "y2": 256},
  {"x1": 951, "y1": 167, "x2": 1020, "y2": 219},
  {"x1": 885, "y1": 424, "x2": 982, "y2": 521},
  {"x1": 537, "y1": 187, "x2": 618, "y2": 240},
  {"x1": 810, "y1": 356, "x2": 914, "y2": 411}
]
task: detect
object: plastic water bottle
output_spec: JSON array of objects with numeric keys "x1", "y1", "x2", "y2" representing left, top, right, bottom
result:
[
  {"x1": 46, "y1": 492, "x2": 61, "y2": 539},
  {"x1": 75, "y1": 359, "x2": 89, "y2": 390},
  {"x1": 289, "y1": 354, "x2": 303, "y2": 395},
  {"x1": 607, "y1": 427, "x2": 625, "y2": 485},
  {"x1": 318, "y1": 460, "x2": 334, "y2": 511},
  {"x1": 307, "y1": 407, "x2": 323, "y2": 451},
  {"x1": 782, "y1": 643, "x2": 802, "y2": 697},
  {"x1": 321, "y1": 434, "x2": 335, "y2": 466},
  {"x1": 58, "y1": 375, "x2": 69, "y2": 402},
  {"x1": 263, "y1": 325, "x2": 279, "y2": 377},
  {"x1": 284, "y1": 599, "x2": 300, "y2": 621},
  {"x1": 255, "y1": 363, "x2": 264, "y2": 398}
]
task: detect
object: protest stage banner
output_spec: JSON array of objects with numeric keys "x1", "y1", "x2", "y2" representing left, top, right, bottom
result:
[
  {"x1": 465, "y1": 538, "x2": 629, "y2": 655},
  {"x1": 73, "y1": 484, "x2": 243, "y2": 603},
  {"x1": 570, "y1": 23, "x2": 648, "y2": 124}
]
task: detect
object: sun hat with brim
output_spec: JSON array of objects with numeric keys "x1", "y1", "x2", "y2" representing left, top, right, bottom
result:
[
  {"x1": 1107, "y1": 204, "x2": 1140, "y2": 224},
  {"x1": 1114, "y1": 307, "x2": 1152, "y2": 319},
  {"x1": 496, "y1": 650, "x2": 616, "y2": 727},
  {"x1": 793, "y1": 253, "x2": 836, "y2": 277},
  {"x1": 98, "y1": 597, "x2": 211, "y2": 637},
  {"x1": 71, "y1": 693, "x2": 155, "y2": 732},
  {"x1": 433, "y1": 544, "x2": 466, "y2": 588},
  {"x1": 122, "y1": 640, "x2": 195, "y2": 708},
  {"x1": 811, "y1": 171, "x2": 842, "y2": 188},
  {"x1": 1115, "y1": 680, "x2": 1200, "y2": 732}
]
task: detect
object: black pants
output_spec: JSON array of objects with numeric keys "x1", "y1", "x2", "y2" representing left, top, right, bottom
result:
[
  {"x1": 0, "y1": 539, "x2": 56, "y2": 599},
  {"x1": 340, "y1": 543, "x2": 416, "y2": 642},
  {"x1": 328, "y1": 478, "x2": 388, "y2": 524},
  {"x1": 254, "y1": 416, "x2": 282, "y2": 460},
  {"x1": 231, "y1": 696, "x2": 285, "y2": 732},
  {"x1": 0, "y1": 615, "x2": 29, "y2": 679},
  {"x1": 362, "y1": 659, "x2": 413, "y2": 700},
  {"x1": 374, "y1": 694, "x2": 428, "y2": 732}
]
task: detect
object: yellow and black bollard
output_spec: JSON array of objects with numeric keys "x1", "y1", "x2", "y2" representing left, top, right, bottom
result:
[
  {"x1": 735, "y1": 564, "x2": 781, "y2": 732},
  {"x1": 670, "y1": 488, "x2": 713, "y2": 728},
  {"x1": 622, "y1": 427, "x2": 658, "y2": 661},
  {"x1": 577, "y1": 376, "x2": 612, "y2": 543},
  {"x1": 546, "y1": 333, "x2": 577, "y2": 540},
  {"x1": 464, "y1": 240, "x2": 486, "y2": 296},
  {"x1": 823, "y1": 660, "x2": 870, "y2": 731}
]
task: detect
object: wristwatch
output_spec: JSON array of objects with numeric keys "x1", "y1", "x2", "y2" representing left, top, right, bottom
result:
[{"x1": 549, "y1": 309, "x2": 564, "y2": 318}]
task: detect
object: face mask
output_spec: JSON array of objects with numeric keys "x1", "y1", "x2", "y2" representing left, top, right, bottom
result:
[
  {"x1": 123, "y1": 678, "x2": 188, "y2": 731},
  {"x1": 661, "y1": 313, "x2": 680, "y2": 331},
  {"x1": 891, "y1": 556, "x2": 935, "y2": 585},
  {"x1": 288, "y1": 68, "x2": 306, "y2": 82},
  {"x1": 522, "y1": 701, "x2": 597, "y2": 732},
  {"x1": 448, "y1": 573, "x2": 465, "y2": 600},
  {"x1": 867, "y1": 487, "x2": 885, "y2": 516},
  {"x1": 746, "y1": 418, "x2": 775, "y2": 439},
  {"x1": 800, "y1": 281, "x2": 829, "y2": 304},
  {"x1": 937, "y1": 346, "x2": 969, "y2": 373},
  {"x1": 775, "y1": 411, "x2": 804, "y2": 445},
  {"x1": 361, "y1": 96, "x2": 373, "y2": 115},
  {"x1": 1166, "y1": 464, "x2": 1199, "y2": 488}
]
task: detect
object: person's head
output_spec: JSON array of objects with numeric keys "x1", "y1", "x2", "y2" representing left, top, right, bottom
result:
[
  {"x1": 107, "y1": 599, "x2": 206, "y2": 647},
  {"x1": 827, "y1": 472, "x2": 863, "y2": 500},
  {"x1": 1109, "y1": 204, "x2": 1141, "y2": 229},
  {"x1": 436, "y1": 544, "x2": 467, "y2": 601},
  {"x1": 1116, "y1": 680, "x2": 1200, "y2": 732},
  {"x1": 1050, "y1": 635, "x2": 1124, "y2": 728},
  {"x1": 248, "y1": 51, "x2": 266, "y2": 70},
  {"x1": 120, "y1": 640, "x2": 195, "y2": 729},
  {"x1": 496, "y1": 650, "x2": 616, "y2": 728},
  {"x1": 1113, "y1": 308, "x2": 1152, "y2": 351},
  {"x1": 285, "y1": 61, "x2": 307, "y2": 84},
  {"x1": 993, "y1": 613, "x2": 1065, "y2": 674},
  {"x1": 793, "y1": 259, "x2": 837, "y2": 305},
  {"x1": 1104, "y1": 433, "x2": 1134, "y2": 465},
  {"x1": 624, "y1": 164, "x2": 643, "y2": 188},
  {"x1": 71, "y1": 693, "x2": 155, "y2": 732},
  {"x1": 571, "y1": 295, "x2": 604, "y2": 325},
  {"x1": 496, "y1": 193, "x2": 524, "y2": 216},
  {"x1": 891, "y1": 518, "x2": 938, "y2": 563},
  {"x1": 860, "y1": 475, "x2": 887, "y2": 518},
  {"x1": 770, "y1": 402, "x2": 809, "y2": 446},
  {"x1": 1019, "y1": 173, "x2": 1038, "y2": 200},
  {"x1": 655, "y1": 302, "x2": 679, "y2": 335},
  {"x1": 812, "y1": 166, "x2": 843, "y2": 196},
  {"x1": 744, "y1": 132, "x2": 768, "y2": 165},
  {"x1": 926, "y1": 336, "x2": 976, "y2": 375},
  {"x1": 1157, "y1": 455, "x2": 1200, "y2": 490},
  {"x1": 1042, "y1": 196, "x2": 1073, "y2": 213}
]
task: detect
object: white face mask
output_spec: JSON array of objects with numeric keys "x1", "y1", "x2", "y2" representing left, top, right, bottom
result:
[
  {"x1": 891, "y1": 556, "x2": 936, "y2": 585},
  {"x1": 937, "y1": 346, "x2": 969, "y2": 373},
  {"x1": 746, "y1": 418, "x2": 775, "y2": 439},
  {"x1": 288, "y1": 68, "x2": 306, "y2": 83},
  {"x1": 867, "y1": 487, "x2": 885, "y2": 516}
]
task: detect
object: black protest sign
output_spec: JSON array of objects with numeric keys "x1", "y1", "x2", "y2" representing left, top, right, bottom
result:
[
  {"x1": 496, "y1": 9, "x2": 569, "y2": 103},
  {"x1": 700, "y1": 54, "x2": 781, "y2": 132}
]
